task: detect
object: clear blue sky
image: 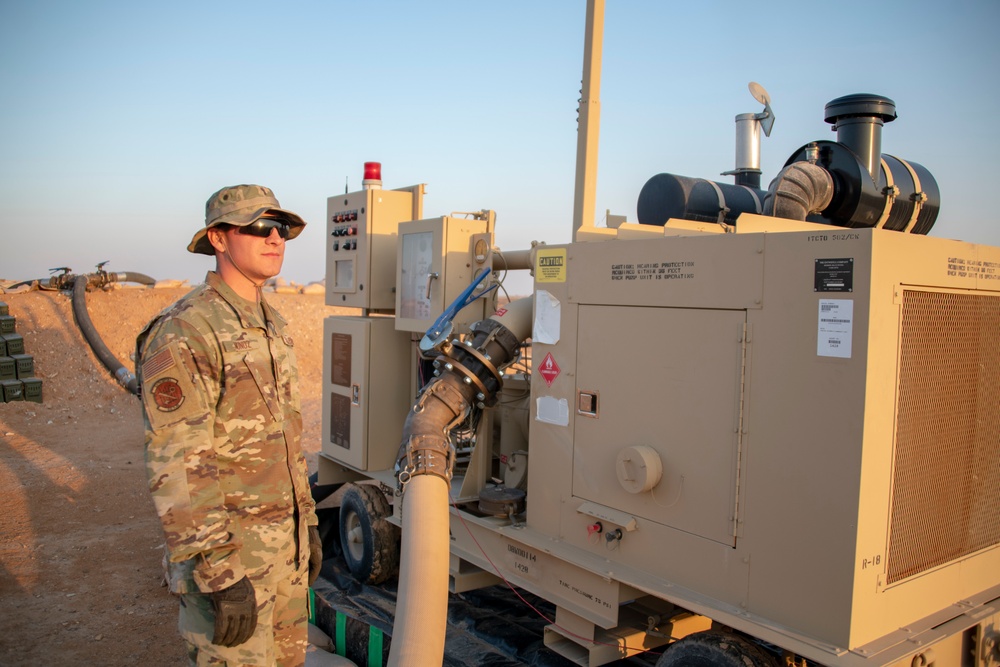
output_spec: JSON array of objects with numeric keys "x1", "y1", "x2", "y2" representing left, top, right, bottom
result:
[{"x1": 3, "y1": 1, "x2": 999, "y2": 297}]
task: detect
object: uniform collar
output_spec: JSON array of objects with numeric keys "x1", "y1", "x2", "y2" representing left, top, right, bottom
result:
[{"x1": 204, "y1": 271, "x2": 281, "y2": 331}]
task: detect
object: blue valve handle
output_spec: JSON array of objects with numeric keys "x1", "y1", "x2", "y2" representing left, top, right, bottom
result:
[{"x1": 421, "y1": 268, "x2": 496, "y2": 351}]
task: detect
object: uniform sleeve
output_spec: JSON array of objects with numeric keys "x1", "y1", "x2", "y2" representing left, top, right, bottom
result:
[
  {"x1": 299, "y1": 454, "x2": 318, "y2": 529},
  {"x1": 139, "y1": 317, "x2": 247, "y2": 592}
]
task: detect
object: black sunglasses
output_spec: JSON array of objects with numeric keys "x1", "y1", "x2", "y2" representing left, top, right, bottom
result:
[{"x1": 238, "y1": 218, "x2": 291, "y2": 239}]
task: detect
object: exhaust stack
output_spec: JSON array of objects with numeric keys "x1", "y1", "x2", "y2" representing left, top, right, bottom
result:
[{"x1": 725, "y1": 82, "x2": 775, "y2": 189}]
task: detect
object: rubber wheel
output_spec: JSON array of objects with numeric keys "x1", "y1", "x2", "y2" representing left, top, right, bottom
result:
[
  {"x1": 338, "y1": 483, "x2": 400, "y2": 584},
  {"x1": 657, "y1": 630, "x2": 778, "y2": 667}
]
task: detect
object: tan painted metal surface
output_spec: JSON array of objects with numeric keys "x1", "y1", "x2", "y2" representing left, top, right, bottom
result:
[{"x1": 524, "y1": 218, "x2": 1000, "y2": 660}]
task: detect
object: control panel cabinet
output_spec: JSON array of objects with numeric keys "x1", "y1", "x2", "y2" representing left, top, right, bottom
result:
[
  {"x1": 395, "y1": 216, "x2": 493, "y2": 334},
  {"x1": 326, "y1": 188, "x2": 418, "y2": 310},
  {"x1": 320, "y1": 315, "x2": 412, "y2": 471}
]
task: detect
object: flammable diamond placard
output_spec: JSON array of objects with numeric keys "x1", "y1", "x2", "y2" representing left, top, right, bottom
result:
[{"x1": 539, "y1": 352, "x2": 560, "y2": 387}]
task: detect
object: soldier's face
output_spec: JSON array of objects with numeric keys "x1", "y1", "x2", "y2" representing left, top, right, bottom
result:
[{"x1": 220, "y1": 222, "x2": 286, "y2": 282}]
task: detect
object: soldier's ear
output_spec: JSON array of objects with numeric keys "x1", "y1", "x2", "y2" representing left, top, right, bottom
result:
[{"x1": 208, "y1": 227, "x2": 228, "y2": 255}]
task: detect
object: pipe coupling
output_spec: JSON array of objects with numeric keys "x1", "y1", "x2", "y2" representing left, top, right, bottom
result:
[
  {"x1": 469, "y1": 318, "x2": 521, "y2": 365},
  {"x1": 431, "y1": 319, "x2": 521, "y2": 407},
  {"x1": 397, "y1": 434, "x2": 455, "y2": 488},
  {"x1": 415, "y1": 376, "x2": 470, "y2": 416},
  {"x1": 115, "y1": 367, "x2": 136, "y2": 389}
]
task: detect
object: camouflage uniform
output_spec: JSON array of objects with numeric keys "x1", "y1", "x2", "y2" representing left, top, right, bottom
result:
[{"x1": 138, "y1": 270, "x2": 317, "y2": 666}]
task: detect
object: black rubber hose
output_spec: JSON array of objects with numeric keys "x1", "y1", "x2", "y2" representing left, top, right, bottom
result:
[
  {"x1": 112, "y1": 271, "x2": 155, "y2": 286},
  {"x1": 5, "y1": 278, "x2": 55, "y2": 291},
  {"x1": 71, "y1": 275, "x2": 140, "y2": 395}
]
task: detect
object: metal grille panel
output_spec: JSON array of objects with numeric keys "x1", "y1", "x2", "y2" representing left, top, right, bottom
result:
[{"x1": 887, "y1": 290, "x2": 1000, "y2": 584}]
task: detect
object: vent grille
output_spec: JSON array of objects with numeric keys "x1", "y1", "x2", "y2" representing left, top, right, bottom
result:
[{"x1": 887, "y1": 290, "x2": 1000, "y2": 584}]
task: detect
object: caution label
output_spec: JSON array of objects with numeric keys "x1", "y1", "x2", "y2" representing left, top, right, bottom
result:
[
  {"x1": 536, "y1": 249, "x2": 567, "y2": 283},
  {"x1": 947, "y1": 256, "x2": 1000, "y2": 281},
  {"x1": 610, "y1": 261, "x2": 694, "y2": 282}
]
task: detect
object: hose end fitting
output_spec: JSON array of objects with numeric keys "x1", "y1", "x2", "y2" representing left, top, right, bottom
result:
[
  {"x1": 396, "y1": 433, "x2": 455, "y2": 492},
  {"x1": 115, "y1": 367, "x2": 134, "y2": 385}
]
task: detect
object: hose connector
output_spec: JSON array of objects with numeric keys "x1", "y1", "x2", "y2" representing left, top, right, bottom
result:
[
  {"x1": 115, "y1": 367, "x2": 136, "y2": 389},
  {"x1": 396, "y1": 297, "x2": 534, "y2": 489},
  {"x1": 397, "y1": 434, "x2": 455, "y2": 488}
]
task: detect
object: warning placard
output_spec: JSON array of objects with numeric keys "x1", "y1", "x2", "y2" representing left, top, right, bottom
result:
[
  {"x1": 536, "y1": 249, "x2": 567, "y2": 283},
  {"x1": 539, "y1": 352, "x2": 561, "y2": 387},
  {"x1": 946, "y1": 256, "x2": 1000, "y2": 281}
]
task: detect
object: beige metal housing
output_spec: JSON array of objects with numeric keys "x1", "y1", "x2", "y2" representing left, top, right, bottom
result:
[
  {"x1": 319, "y1": 211, "x2": 1000, "y2": 667},
  {"x1": 523, "y1": 216, "x2": 1000, "y2": 663}
]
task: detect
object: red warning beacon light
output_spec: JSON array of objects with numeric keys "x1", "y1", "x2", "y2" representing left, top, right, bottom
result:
[{"x1": 362, "y1": 161, "x2": 382, "y2": 189}]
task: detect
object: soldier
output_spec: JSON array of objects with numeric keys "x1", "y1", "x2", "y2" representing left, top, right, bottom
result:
[{"x1": 137, "y1": 184, "x2": 322, "y2": 666}]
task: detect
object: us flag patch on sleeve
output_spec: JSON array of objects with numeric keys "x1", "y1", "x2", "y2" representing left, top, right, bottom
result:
[{"x1": 142, "y1": 348, "x2": 175, "y2": 378}]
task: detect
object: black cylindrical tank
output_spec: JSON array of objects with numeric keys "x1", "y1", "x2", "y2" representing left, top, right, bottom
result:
[
  {"x1": 636, "y1": 173, "x2": 766, "y2": 227},
  {"x1": 783, "y1": 141, "x2": 940, "y2": 234},
  {"x1": 880, "y1": 154, "x2": 940, "y2": 235}
]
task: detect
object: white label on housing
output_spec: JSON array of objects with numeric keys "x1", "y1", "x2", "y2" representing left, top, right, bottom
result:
[
  {"x1": 536, "y1": 397, "x2": 569, "y2": 426},
  {"x1": 818, "y1": 299, "x2": 853, "y2": 358},
  {"x1": 533, "y1": 289, "x2": 560, "y2": 344}
]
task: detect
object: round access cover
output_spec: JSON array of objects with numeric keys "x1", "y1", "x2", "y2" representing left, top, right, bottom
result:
[{"x1": 616, "y1": 445, "x2": 663, "y2": 494}]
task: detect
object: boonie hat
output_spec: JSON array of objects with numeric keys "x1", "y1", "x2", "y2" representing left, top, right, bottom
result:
[{"x1": 188, "y1": 184, "x2": 307, "y2": 255}]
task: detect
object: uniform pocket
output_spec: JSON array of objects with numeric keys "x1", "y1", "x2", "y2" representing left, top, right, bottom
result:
[
  {"x1": 242, "y1": 352, "x2": 282, "y2": 422},
  {"x1": 216, "y1": 353, "x2": 276, "y2": 454}
]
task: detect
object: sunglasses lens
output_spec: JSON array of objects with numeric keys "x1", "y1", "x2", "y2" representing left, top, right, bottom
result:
[{"x1": 239, "y1": 219, "x2": 290, "y2": 239}]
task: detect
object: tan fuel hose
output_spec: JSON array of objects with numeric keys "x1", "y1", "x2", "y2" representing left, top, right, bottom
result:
[
  {"x1": 387, "y1": 296, "x2": 534, "y2": 665},
  {"x1": 386, "y1": 474, "x2": 451, "y2": 666}
]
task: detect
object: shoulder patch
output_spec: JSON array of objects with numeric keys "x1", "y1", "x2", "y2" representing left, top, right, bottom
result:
[{"x1": 151, "y1": 377, "x2": 185, "y2": 412}]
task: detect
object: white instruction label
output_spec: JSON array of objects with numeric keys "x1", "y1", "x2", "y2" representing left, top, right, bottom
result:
[
  {"x1": 818, "y1": 299, "x2": 853, "y2": 358},
  {"x1": 536, "y1": 397, "x2": 569, "y2": 426},
  {"x1": 533, "y1": 290, "x2": 560, "y2": 344}
]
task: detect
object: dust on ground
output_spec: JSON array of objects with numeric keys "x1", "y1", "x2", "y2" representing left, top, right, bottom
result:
[{"x1": 0, "y1": 285, "x2": 353, "y2": 666}]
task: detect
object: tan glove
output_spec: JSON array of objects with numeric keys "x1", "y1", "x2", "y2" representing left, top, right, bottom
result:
[
  {"x1": 308, "y1": 525, "x2": 323, "y2": 586},
  {"x1": 210, "y1": 576, "x2": 258, "y2": 647}
]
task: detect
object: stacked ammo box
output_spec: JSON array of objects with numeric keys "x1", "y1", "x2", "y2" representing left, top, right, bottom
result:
[{"x1": 0, "y1": 301, "x2": 42, "y2": 403}]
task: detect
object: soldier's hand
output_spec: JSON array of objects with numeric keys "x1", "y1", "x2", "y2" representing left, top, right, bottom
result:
[
  {"x1": 308, "y1": 525, "x2": 323, "y2": 586},
  {"x1": 210, "y1": 576, "x2": 258, "y2": 647}
]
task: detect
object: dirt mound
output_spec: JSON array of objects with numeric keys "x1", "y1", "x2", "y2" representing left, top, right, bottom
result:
[{"x1": 0, "y1": 286, "x2": 353, "y2": 665}]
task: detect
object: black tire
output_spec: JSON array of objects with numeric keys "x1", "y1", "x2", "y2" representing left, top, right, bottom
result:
[
  {"x1": 657, "y1": 630, "x2": 778, "y2": 667},
  {"x1": 338, "y1": 483, "x2": 400, "y2": 584}
]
